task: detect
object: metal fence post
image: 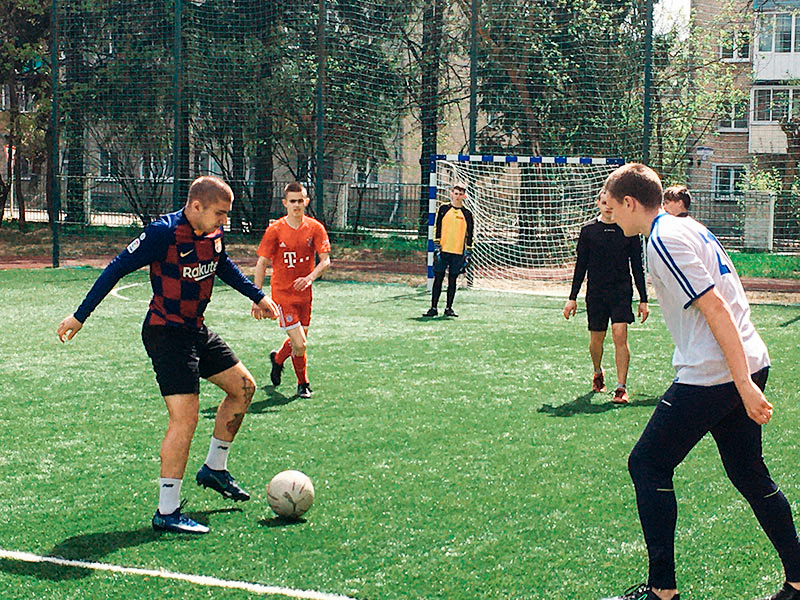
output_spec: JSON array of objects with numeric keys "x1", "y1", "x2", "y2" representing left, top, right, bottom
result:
[{"x1": 50, "y1": 0, "x2": 60, "y2": 267}]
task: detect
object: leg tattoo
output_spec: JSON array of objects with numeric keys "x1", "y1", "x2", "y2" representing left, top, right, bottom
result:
[{"x1": 225, "y1": 376, "x2": 255, "y2": 435}]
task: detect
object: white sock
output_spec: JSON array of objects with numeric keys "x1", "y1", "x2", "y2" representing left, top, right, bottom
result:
[
  {"x1": 594, "y1": 368, "x2": 603, "y2": 375},
  {"x1": 205, "y1": 436, "x2": 231, "y2": 471},
  {"x1": 616, "y1": 383, "x2": 626, "y2": 390},
  {"x1": 158, "y1": 478, "x2": 182, "y2": 515}
]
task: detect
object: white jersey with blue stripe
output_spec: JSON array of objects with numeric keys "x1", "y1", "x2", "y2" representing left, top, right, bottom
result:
[{"x1": 647, "y1": 211, "x2": 769, "y2": 386}]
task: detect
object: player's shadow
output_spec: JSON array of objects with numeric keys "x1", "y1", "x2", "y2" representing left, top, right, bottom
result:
[
  {"x1": 0, "y1": 507, "x2": 239, "y2": 581},
  {"x1": 199, "y1": 389, "x2": 298, "y2": 419},
  {"x1": 258, "y1": 516, "x2": 308, "y2": 528},
  {"x1": 249, "y1": 387, "x2": 299, "y2": 413},
  {"x1": 538, "y1": 392, "x2": 660, "y2": 417}
]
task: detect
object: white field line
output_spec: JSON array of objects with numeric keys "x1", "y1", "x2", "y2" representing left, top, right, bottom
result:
[
  {"x1": 110, "y1": 282, "x2": 145, "y2": 301},
  {"x1": 0, "y1": 549, "x2": 358, "y2": 600}
]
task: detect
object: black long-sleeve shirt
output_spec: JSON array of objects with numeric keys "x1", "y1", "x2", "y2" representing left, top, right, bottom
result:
[{"x1": 568, "y1": 217, "x2": 648, "y2": 303}]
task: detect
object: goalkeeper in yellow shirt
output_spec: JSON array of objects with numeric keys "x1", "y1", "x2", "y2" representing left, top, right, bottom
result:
[{"x1": 423, "y1": 183, "x2": 474, "y2": 318}]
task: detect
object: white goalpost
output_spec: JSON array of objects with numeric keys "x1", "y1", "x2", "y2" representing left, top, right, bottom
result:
[{"x1": 427, "y1": 154, "x2": 625, "y2": 293}]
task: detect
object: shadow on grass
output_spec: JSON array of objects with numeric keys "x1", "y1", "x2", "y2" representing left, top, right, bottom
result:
[
  {"x1": 249, "y1": 387, "x2": 298, "y2": 413},
  {"x1": 780, "y1": 312, "x2": 800, "y2": 327},
  {"x1": 0, "y1": 508, "x2": 241, "y2": 581},
  {"x1": 538, "y1": 392, "x2": 661, "y2": 417},
  {"x1": 199, "y1": 388, "x2": 298, "y2": 419},
  {"x1": 258, "y1": 515, "x2": 308, "y2": 528}
]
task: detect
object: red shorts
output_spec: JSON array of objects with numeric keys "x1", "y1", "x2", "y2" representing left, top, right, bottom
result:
[{"x1": 276, "y1": 296, "x2": 312, "y2": 330}]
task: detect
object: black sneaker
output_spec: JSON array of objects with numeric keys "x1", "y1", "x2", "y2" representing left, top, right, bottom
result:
[
  {"x1": 196, "y1": 464, "x2": 250, "y2": 502},
  {"x1": 269, "y1": 351, "x2": 284, "y2": 387},
  {"x1": 422, "y1": 307, "x2": 438, "y2": 317},
  {"x1": 601, "y1": 583, "x2": 679, "y2": 600},
  {"x1": 297, "y1": 383, "x2": 312, "y2": 399},
  {"x1": 152, "y1": 503, "x2": 209, "y2": 534},
  {"x1": 760, "y1": 583, "x2": 800, "y2": 600},
  {"x1": 444, "y1": 307, "x2": 458, "y2": 317}
]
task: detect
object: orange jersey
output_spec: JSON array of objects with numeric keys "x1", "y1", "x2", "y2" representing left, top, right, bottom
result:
[{"x1": 256, "y1": 216, "x2": 331, "y2": 302}]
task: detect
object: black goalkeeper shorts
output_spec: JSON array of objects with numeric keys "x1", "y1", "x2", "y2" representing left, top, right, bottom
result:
[{"x1": 142, "y1": 324, "x2": 239, "y2": 396}]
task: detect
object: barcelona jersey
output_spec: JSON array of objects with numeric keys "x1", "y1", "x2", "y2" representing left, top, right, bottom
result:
[{"x1": 74, "y1": 209, "x2": 265, "y2": 329}]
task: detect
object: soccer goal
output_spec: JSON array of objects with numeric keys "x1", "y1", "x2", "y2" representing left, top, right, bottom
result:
[{"x1": 428, "y1": 155, "x2": 625, "y2": 293}]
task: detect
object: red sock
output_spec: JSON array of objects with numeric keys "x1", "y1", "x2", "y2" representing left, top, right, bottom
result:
[
  {"x1": 275, "y1": 338, "x2": 292, "y2": 364},
  {"x1": 291, "y1": 353, "x2": 308, "y2": 384}
]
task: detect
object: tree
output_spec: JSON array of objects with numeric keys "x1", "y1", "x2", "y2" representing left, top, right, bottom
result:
[{"x1": 0, "y1": 0, "x2": 49, "y2": 230}]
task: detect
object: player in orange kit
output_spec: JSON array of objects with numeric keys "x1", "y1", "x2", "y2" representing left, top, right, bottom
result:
[{"x1": 253, "y1": 182, "x2": 331, "y2": 398}]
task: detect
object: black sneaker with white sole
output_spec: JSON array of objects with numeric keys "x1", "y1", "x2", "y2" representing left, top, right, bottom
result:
[
  {"x1": 297, "y1": 383, "x2": 312, "y2": 398},
  {"x1": 196, "y1": 464, "x2": 250, "y2": 502}
]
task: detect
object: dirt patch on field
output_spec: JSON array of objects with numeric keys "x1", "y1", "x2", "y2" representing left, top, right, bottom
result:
[{"x1": 2, "y1": 226, "x2": 799, "y2": 302}]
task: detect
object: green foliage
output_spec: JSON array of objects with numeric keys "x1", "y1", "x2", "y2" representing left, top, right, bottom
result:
[
  {"x1": 1, "y1": 271, "x2": 799, "y2": 599},
  {"x1": 741, "y1": 159, "x2": 783, "y2": 193},
  {"x1": 729, "y1": 251, "x2": 800, "y2": 279},
  {"x1": 474, "y1": 0, "x2": 644, "y2": 157}
]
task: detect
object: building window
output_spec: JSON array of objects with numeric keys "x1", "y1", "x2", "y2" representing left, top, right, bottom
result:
[
  {"x1": 0, "y1": 82, "x2": 35, "y2": 113},
  {"x1": 777, "y1": 14, "x2": 793, "y2": 52},
  {"x1": 99, "y1": 150, "x2": 117, "y2": 179},
  {"x1": 713, "y1": 165, "x2": 745, "y2": 195},
  {"x1": 719, "y1": 99, "x2": 749, "y2": 130},
  {"x1": 758, "y1": 14, "x2": 775, "y2": 52},
  {"x1": 752, "y1": 87, "x2": 799, "y2": 123},
  {"x1": 721, "y1": 30, "x2": 750, "y2": 61},
  {"x1": 141, "y1": 155, "x2": 173, "y2": 181},
  {"x1": 757, "y1": 13, "x2": 800, "y2": 53},
  {"x1": 197, "y1": 152, "x2": 222, "y2": 176}
]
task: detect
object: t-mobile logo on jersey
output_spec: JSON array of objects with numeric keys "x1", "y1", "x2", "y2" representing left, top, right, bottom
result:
[{"x1": 283, "y1": 251, "x2": 297, "y2": 268}]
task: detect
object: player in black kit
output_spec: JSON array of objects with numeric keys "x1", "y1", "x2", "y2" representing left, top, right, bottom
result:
[{"x1": 563, "y1": 188, "x2": 649, "y2": 403}]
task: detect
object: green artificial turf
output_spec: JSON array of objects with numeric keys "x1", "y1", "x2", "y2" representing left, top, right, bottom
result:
[{"x1": 0, "y1": 268, "x2": 798, "y2": 599}]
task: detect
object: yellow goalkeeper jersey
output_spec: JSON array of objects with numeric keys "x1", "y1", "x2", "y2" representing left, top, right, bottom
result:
[{"x1": 434, "y1": 204, "x2": 474, "y2": 254}]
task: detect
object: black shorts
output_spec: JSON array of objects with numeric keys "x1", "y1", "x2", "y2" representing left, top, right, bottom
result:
[
  {"x1": 586, "y1": 289, "x2": 634, "y2": 332},
  {"x1": 141, "y1": 324, "x2": 239, "y2": 397},
  {"x1": 433, "y1": 251, "x2": 466, "y2": 275}
]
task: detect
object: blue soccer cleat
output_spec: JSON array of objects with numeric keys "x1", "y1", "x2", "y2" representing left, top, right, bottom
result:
[
  {"x1": 196, "y1": 464, "x2": 250, "y2": 502},
  {"x1": 152, "y1": 505, "x2": 209, "y2": 534}
]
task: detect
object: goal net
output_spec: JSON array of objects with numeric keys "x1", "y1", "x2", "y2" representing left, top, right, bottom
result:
[{"x1": 428, "y1": 155, "x2": 624, "y2": 294}]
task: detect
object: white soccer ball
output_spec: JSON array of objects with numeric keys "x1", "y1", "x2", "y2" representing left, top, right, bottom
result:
[{"x1": 267, "y1": 470, "x2": 315, "y2": 518}]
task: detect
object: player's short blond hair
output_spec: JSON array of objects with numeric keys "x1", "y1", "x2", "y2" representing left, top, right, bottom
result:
[{"x1": 188, "y1": 176, "x2": 233, "y2": 207}]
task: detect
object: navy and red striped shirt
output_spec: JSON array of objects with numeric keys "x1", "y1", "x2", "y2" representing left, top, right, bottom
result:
[{"x1": 74, "y1": 209, "x2": 265, "y2": 329}]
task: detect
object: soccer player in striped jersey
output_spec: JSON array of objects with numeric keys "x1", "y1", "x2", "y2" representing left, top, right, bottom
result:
[
  {"x1": 57, "y1": 176, "x2": 279, "y2": 535},
  {"x1": 600, "y1": 163, "x2": 800, "y2": 600},
  {"x1": 423, "y1": 183, "x2": 474, "y2": 318},
  {"x1": 253, "y1": 182, "x2": 331, "y2": 399}
]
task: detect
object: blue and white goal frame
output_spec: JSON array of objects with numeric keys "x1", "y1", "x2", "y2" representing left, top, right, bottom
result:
[{"x1": 426, "y1": 154, "x2": 625, "y2": 290}]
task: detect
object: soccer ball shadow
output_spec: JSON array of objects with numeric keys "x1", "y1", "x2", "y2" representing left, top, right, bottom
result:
[{"x1": 258, "y1": 515, "x2": 308, "y2": 527}]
